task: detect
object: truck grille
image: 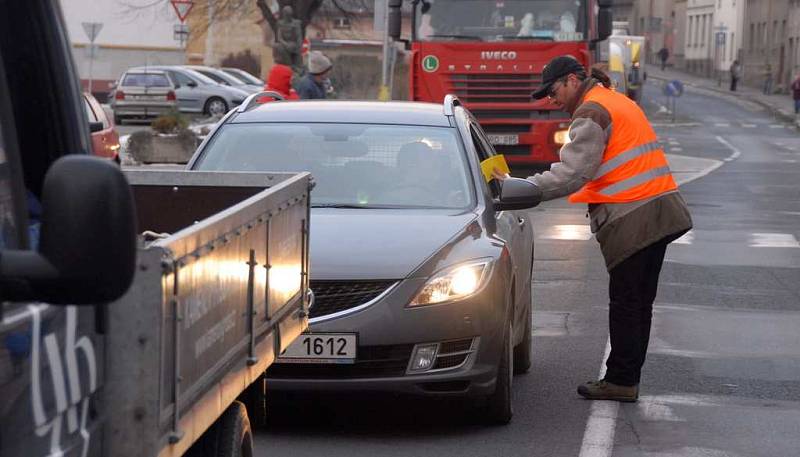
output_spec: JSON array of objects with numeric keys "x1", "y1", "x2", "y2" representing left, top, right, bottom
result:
[
  {"x1": 309, "y1": 280, "x2": 396, "y2": 319},
  {"x1": 268, "y1": 344, "x2": 413, "y2": 378},
  {"x1": 448, "y1": 73, "x2": 541, "y2": 103}
]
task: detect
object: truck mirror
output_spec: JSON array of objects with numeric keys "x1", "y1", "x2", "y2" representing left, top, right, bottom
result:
[
  {"x1": 494, "y1": 178, "x2": 542, "y2": 211},
  {"x1": 0, "y1": 156, "x2": 137, "y2": 304},
  {"x1": 388, "y1": 0, "x2": 403, "y2": 41},
  {"x1": 597, "y1": 8, "x2": 613, "y2": 42}
]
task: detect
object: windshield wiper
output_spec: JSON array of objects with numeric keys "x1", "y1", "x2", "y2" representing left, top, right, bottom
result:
[
  {"x1": 496, "y1": 35, "x2": 554, "y2": 41},
  {"x1": 311, "y1": 203, "x2": 445, "y2": 209},
  {"x1": 427, "y1": 34, "x2": 484, "y2": 41}
]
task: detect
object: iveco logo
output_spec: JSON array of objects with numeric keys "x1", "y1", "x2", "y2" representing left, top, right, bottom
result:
[{"x1": 481, "y1": 51, "x2": 518, "y2": 60}]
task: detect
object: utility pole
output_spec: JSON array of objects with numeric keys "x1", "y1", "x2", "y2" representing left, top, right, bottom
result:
[{"x1": 379, "y1": 0, "x2": 392, "y2": 101}]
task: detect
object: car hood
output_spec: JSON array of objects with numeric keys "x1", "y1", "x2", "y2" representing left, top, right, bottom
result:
[{"x1": 310, "y1": 209, "x2": 478, "y2": 280}]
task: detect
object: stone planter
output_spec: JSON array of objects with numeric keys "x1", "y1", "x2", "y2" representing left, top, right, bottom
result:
[{"x1": 127, "y1": 128, "x2": 199, "y2": 164}]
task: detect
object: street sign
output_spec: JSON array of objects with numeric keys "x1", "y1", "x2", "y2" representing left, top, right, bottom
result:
[
  {"x1": 170, "y1": 0, "x2": 194, "y2": 23},
  {"x1": 81, "y1": 22, "x2": 103, "y2": 43},
  {"x1": 173, "y1": 24, "x2": 189, "y2": 41},
  {"x1": 664, "y1": 80, "x2": 684, "y2": 98}
]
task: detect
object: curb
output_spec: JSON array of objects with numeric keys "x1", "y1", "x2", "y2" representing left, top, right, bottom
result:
[{"x1": 649, "y1": 74, "x2": 797, "y2": 125}]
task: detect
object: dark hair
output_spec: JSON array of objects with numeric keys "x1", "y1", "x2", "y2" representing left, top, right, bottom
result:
[{"x1": 574, "y1": 65, "x2": 613, "y2": 89}]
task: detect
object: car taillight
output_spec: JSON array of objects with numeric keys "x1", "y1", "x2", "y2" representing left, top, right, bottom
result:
[
  {"x1": 166, "y1": 91, "x2": 176, "y2": 101},
  {"x1": 115, "y1": 90, "x2": 125, "y2": 100}
]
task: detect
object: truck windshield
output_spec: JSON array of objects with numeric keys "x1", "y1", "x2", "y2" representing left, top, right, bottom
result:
[
  {"x1": 416, "y1": 0, "x2": 587, "y2": 42},
  {"x1": 194, "y1": 123, "x2": 475, "y2": 210}
]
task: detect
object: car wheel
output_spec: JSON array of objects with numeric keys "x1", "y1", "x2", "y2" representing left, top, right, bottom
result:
[
  {"x1": 513, "y1": 299, "x2": 532, "y2": 374},
  {"x1": 204, "y1": 97, "x2": 228, "y2": 117},
  {"x1": 481, "y1": 321, "x2": 514, "y2": 425}
]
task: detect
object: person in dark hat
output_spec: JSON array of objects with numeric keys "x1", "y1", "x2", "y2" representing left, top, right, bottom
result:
[{"x1": 494, "y1": 55, "x2": 692, "y2": 402}]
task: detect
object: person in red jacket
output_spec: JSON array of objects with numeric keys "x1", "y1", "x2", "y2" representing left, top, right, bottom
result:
[{"x1": 259, "y1": 64, "x2": 299, "y2": 103}]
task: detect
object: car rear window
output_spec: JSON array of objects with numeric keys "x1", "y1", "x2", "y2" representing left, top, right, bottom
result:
[{"x1": 122, "y1": 73, "x2": 171, "y2": 87}]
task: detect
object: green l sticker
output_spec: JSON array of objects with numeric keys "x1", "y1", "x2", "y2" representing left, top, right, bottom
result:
[{"x1": 422, "y1": 55, "x2": 439, "y2": 72}]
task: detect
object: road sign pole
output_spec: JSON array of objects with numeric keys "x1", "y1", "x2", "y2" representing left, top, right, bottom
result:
[{"x1": 81, "y1": 22, "x2": 103, "y2": 95}]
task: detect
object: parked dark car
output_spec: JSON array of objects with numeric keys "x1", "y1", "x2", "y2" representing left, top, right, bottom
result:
[{"x1": 186, "y1": 95, "x2": 542, "y2": 424}]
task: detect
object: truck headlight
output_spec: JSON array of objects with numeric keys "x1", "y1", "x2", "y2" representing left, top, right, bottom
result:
[
  {"x1": 408, "y1": 260, "x2": 492, "y2": 307},
  {"x1": 554, "y1": 129, "x2": 571, "y2": 145}
]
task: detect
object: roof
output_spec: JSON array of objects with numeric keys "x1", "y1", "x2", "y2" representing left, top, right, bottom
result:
[{"x1": 230, "y1": 101, "x2": 453, "y2": 127}]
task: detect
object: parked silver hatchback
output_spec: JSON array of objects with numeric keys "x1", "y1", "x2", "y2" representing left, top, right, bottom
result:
[{"x1": 110, "y1": 70, "x2": 177, "y2": 124}]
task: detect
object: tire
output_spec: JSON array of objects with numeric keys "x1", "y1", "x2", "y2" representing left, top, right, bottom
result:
[
  {"x1": 214, "y1": 401, "x2": 253, "y2": 457},
  {"x1": 204, "y1": 97, "x2": 228, "y2": 117},
  {"x1": 513, "y1": 299, "x2": 532, "y2": 374},
  {"x1": 238, "y1": 375, "x2": 267, "y2": 429},
  {"x1": 482, "y1": 321, "x2": 514, "y2": 425}
]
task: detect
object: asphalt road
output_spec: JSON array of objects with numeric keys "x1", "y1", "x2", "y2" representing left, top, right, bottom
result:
[{"x1": 253, "y1": 83, "x2": 800, "y2": 457}]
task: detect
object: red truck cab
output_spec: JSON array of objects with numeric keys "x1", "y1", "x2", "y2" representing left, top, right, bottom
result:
[{"x1": 390, "y1": 0, "x2": 612, "y2": 170}]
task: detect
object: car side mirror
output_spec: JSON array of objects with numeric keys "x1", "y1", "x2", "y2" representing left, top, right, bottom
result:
[
  {"x1": 0, "y1": 156, "x2": 137, "y2": 304},
  {"x1": 494, "y1": 177, "x2": 542, "y2": 211},
  {"x1": 89, "y1": 121, "x2": 104, "y2": 133},
  {"x1": 187, "y1": 81, "x2": 198, "y2": 88}
]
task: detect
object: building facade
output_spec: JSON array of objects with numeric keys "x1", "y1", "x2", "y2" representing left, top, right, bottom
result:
[
  {"x1": 742, "y1": 0, "x2": 791, "y2": 91},
  {"x1": 62, "y1": 0, "x2": 185, "y2": 100}
]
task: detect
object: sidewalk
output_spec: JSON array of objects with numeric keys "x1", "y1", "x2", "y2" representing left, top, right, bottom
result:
[{"x1": 646, "y1": 64, "x2": 799, "y2": 125}]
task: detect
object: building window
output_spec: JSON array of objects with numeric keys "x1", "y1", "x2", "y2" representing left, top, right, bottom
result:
[
  {"x1": 333, "y1": 17, "x2": 351, "y2": 29},
  {"x1": 731, "y1": 32, "x2": 735, "y2": 60},
  {"x1": 750, "y1": 23, "x2": 754, "y2": 51}
]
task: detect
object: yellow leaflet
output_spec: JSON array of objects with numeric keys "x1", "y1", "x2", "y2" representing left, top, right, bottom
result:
[{"x1": 480, "y1": 154, "x2": 510, "y2": 183}]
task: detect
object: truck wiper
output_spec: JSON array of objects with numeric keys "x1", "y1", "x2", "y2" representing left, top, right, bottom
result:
[
  {"x1": 497, "y1": 35, "x2": 554, "y2": 41},
  {"x1": 427, "y1": 34, "x2": 484, "y2": 41}
]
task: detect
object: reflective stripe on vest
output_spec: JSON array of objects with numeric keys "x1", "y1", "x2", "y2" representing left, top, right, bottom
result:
[{"x1": 568, "y1": 86, "x2": 678, "y2": 204}]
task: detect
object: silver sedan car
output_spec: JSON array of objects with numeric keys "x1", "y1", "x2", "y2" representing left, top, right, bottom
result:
[
  {"x1": 131, "y1": 65, "x2": 249, "y2": 117},
  {"x1": 109, "y1": 70, "x2": 177, "y2": 124}
]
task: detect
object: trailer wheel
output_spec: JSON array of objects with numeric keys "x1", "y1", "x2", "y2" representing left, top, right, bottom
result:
[
  {"x1": 214, "y1": 401, "x2": 253, "y2": 457},
  {"x1": 239, "y1": 375, "x2": 267, "y2": 429}
]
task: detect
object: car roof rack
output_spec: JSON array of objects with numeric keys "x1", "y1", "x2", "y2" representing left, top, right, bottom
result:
[
  {"x1": 237, "y1": 90, "x2": 286, "y2": 113},
  {"x1": 443, "y1": 94, "x2": 461, "y2": 116}
]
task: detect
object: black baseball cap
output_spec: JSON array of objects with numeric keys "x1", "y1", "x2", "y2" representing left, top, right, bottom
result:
[{"x1": 531, "y1": 56, "x2": 585, "y2": 100}]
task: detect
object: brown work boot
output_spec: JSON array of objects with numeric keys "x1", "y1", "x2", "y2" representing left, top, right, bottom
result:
[{"x1": 577, "y1": 380, "x2": 638, "y2": 402}]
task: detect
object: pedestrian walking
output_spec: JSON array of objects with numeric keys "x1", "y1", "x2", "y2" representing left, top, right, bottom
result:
[
  {"x1": 494, "y1": 56, "x2": 693, "y2": 402},
  {"x1": 296, "y1": 51, "x2": 332, "y2": 100},
  {"x1": 791, "y1": 73, "x2": 800, "y2": 114},
  {"x1": 657, "y1": 47, "x2": 669, "y2": 71},
  {"x1": 763, "y1": 63, "x2": 773, "y2": 95},
  {"x1": 729, "y1": 59, "x2": 741, "y2": 91}
]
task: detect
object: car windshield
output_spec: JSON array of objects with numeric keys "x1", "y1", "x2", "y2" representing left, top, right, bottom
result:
[
  {"x1": 416, "y1": 0, "x2": 587, "y2": 42},
  {"x1": 122, "y1": 73, "x2": 171, "y2": 87},
  {"x1": 197, "y1": 68, "x2": 244, "y2": 86},
  {"x1": 194, "y1": 123, "x2": 475, "y2": 209},
  {"x1": 224, "y1": 68, "x2": 263, "y2": 85},
  {"x1": 180, "y1": 68, "x2": 218, "y2": 85}
]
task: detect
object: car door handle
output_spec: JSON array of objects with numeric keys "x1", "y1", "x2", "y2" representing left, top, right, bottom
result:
[{"x1": 518, "y1": 217, "x2": 525, "y2": 228}]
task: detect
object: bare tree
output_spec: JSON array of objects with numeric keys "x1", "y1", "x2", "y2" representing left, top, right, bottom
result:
[{"x1": 118, "y1": 0, "x2": 372, "y2": 40}]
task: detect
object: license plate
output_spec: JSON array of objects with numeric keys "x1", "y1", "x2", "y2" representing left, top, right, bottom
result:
[
  {"x1": 277, "y1": 333, "x2": 357, "y2": 364},
  {"x1": 487, "y1": 134, "x2": 519, "y2": 145}
]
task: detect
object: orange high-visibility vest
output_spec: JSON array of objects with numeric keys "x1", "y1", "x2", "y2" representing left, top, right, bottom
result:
[{"x1": 568, "y1": 85, "x2": 678, "y2": 204}]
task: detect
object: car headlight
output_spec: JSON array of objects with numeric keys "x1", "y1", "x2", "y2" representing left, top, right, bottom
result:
[
  {"x1": 554, "y1": 129, "x2": 571, "y2": 145},
  {"x1": 408, "y1": 260, "x2": 492, "y2": 307}
]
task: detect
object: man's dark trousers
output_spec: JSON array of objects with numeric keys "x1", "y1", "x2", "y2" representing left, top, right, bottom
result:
[{"x1": 603, "y1": 239, "x2": 669, "y2": 387}]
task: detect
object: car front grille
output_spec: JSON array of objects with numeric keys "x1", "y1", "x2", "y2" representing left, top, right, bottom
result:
[
  {"x1": 309, "y1": 280, "x2": 396, "y2": 319},
  {"x1": 267, "y1": 344, "x2": 414, "y2": 379}
]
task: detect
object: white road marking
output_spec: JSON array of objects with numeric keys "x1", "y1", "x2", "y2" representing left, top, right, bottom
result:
[
  {"x1": 670, "y1": 147, "x2": 683, "y2": 152},
  {"x1": 578, "y1": 339, "x2": 617, "y2": 457},
  {"x1": 749, "y1": 233, "x2": 800, "y2": 248},
  {"x1": 715, "y1": 136, "x2": 741, "y2": 162},
  {"x1": 539, "y1": 224, "x2": 593, "y2": 241},
  {"x1": 714, "y1": 123, "x2": 730, "y2": 127},
  {"x1": 672, "y1": 230, "x2": 694, "y2": 245},
  {"x1": 741, "y1": 123, "x2": 757, "y2": 128},
  {"x1": 769, "y1": 124, "x2": 785, "y2": 128}
]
